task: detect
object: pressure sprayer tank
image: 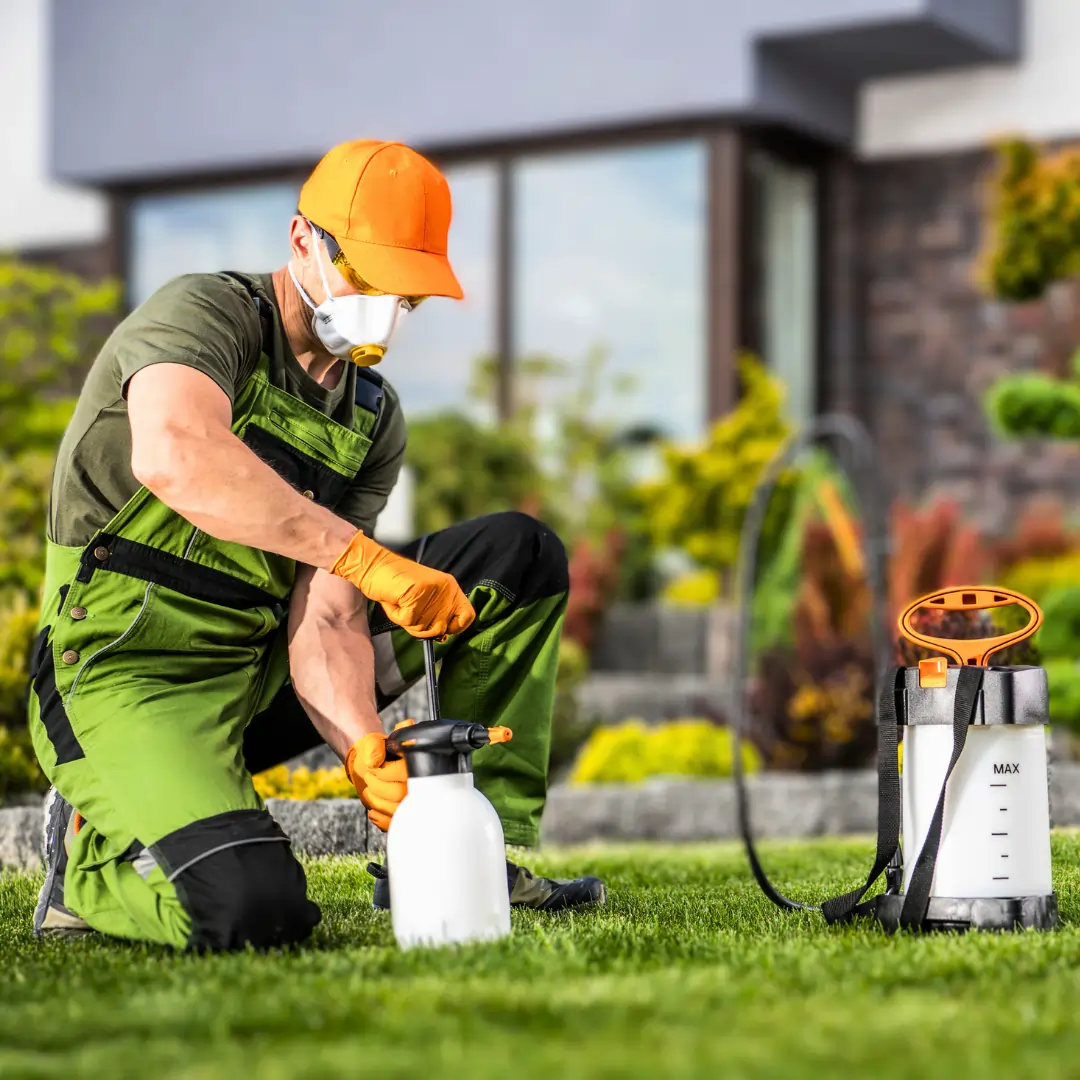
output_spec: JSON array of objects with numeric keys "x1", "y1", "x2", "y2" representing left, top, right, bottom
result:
[
  {"x1": 385, "y1": 719, "x2": 513, "y2": 949},
  {"x1": 882, "y1": 586, "x2": 1057, "y2": 931}
]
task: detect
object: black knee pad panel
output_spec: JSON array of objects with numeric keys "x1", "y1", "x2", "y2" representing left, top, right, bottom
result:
[{"x1": 150, "y1": 809, "x2": 320, "y2": 952}]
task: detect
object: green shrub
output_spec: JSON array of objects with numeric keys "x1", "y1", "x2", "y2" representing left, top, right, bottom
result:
[
  {"x1": 0, "y1": 258, "x2": 116, "y2": 740},
  {"x1": 984, "y1": 371, "x2": 1080, "y2": 439},
  {"x1": 1034, "y1": 586, "x2": 1080, "y2": 658},
  {"x1": 404, "y1": 411, "x2": 544, "y2": 537},
  {"x1": 569, "y1": 719, "x2": 761, "y2": 785},
  {"x1": 1045, "y1": 659, "x2": 1080, "y2": 731},
  {"x1": 0, "y1": 596, "x2": 39, "y2": 726}
]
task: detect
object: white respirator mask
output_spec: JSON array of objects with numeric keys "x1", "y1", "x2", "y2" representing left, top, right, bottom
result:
[{"x1": 289, "y1": 220, "x2": 412, "y2": 366}]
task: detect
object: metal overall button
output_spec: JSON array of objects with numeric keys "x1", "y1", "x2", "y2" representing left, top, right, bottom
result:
[
  {"x1": 301, "y1": 489, "x2": 315, "y2": 500},
  {"x1": 61, "y1": 649, "x2": 80, "y2": 665},
  {"x1": 93, "y1": 545, "x2": 110, "y2": 562},
  {"x1": 70, "y1": 607, "x2": 87, "y2": 620}
]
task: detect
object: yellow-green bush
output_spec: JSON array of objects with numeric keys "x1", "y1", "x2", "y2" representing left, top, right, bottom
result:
[
  {"x1": 569, "y1": 719, "x2": 761, "y2": 786},
  {"x1": 661, "y1": 568, "x2": 721, "y2": 608},
  {"x1": 982, "y1": 138, "x2": 1080, "y2": 302},
  {"x1": 0, "y1": 725, "x2": 47, "y2": 802},
  {"x1": 1002, "y1": 551, "x2": 1080, "y2": 606},
  {"x1": 0, "y1": 596, "x2": 40, "y2": 726},
  {"x1": 252, "y1": 765, "x2": 357, "y2": 801},
  {"x1": 637, "y1": 355, "x2": 794, "y2": 587}
]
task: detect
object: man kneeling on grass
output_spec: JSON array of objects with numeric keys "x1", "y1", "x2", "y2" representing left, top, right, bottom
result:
[{"x1": 28, "y1": 140, "x2": 605, "y2": 950}]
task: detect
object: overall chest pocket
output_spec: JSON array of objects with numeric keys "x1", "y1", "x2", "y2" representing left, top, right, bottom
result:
[{"x1": 242, "y1": 422, "x2": 356, "y2": 508}]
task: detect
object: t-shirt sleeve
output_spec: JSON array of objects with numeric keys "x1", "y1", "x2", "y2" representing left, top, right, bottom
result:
[
  {"x1": 335, "y1": 382, "x2": 407, "y2": 536},
  {"x1": 113, "y1": 274, "x2": 261, "y2": 402}
]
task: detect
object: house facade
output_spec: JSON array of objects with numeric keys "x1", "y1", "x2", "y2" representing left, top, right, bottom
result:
[{"x1": 6, "y1": 0, "x2": 1080, "y2": 532}]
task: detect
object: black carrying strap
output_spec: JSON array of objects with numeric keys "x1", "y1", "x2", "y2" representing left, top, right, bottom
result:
[
  {"x1": 821, "y1": 667, "x2": 904, "y2": 923},
  {"x1": 821, "y1": 663, "x2": 985, "y2": 927},
  {"x1": 897, "y1": 663, "x2": 984, "y2": 928}
]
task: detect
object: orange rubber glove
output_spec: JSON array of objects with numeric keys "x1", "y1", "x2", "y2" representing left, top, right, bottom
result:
[
  {"x1": 331, "y1": 530, "x2": 475, "y2": 639},
  {"x1": 344, "y1": 720, "x2": 415, "y2": 832}
]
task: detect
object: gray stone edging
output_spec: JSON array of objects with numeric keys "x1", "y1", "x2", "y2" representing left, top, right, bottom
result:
[
  {"x1": 540, "y1": 762, "x2": 1080, "y2": 845},
  {"x1": 0, "y1": 798, "x2": 386, "y2": 873},
  {"x1": 5, "y1": 763, "x2": 1080, "y2": 871}
]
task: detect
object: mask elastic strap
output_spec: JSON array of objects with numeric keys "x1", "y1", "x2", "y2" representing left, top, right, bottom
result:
[
  {"x1": 288, "y1": 262, "x2": 318, "y2": 312},
  {"x1": 289, "y1": 219, "x2": 338, "y2": 311}
]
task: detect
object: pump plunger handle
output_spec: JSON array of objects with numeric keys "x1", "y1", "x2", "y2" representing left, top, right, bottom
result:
[
  {"x1": 897, "y1": 585, "x2": 1043, "y2": 667},
  {"x1": 423, "y1": 638, "x2": 441, "y2": 723},
  {"x1": 413, "y1": 534, "x2": 443, "y2": 724}
]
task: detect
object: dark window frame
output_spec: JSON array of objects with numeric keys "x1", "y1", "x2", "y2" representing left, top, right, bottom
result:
[{"x1": 115, "y1": 120, "x2": 841, "y2": 430}]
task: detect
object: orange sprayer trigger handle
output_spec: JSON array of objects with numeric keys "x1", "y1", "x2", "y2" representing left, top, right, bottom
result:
[{"x1": 897, "y1": 585, "x2": 1043, "y2": 667}]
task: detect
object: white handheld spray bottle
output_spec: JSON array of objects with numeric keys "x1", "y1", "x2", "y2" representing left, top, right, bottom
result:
[{"x1": 384, "y1": 638, "x2": 513, "y2": 949}]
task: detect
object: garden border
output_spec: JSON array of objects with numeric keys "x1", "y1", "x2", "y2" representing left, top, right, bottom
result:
[{"x1": 5, "y1": 765, "x2": 1080, "y2": 870}]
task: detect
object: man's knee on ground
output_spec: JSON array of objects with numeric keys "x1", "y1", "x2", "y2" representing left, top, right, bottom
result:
[
  {"x1": 482, "y1": 511, "x2": 569, "y2": 604},
  {"x1": 151, "y1": 809, "x2": 320, "y2": 952}
]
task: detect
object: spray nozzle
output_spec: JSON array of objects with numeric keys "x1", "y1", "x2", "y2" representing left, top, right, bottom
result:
[{"x1": 385, "y1": 720, "x2": 514, "y2": 777}]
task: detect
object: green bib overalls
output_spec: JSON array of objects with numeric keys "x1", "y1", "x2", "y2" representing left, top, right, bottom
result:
[{"x1": 28, "y1": 274, "x2": 569, "y2": 950}]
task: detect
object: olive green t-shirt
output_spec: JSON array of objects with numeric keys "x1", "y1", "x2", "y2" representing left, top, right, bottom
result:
[{"x1": 48, "y1": 271, "x2": 406, "y2": 546}]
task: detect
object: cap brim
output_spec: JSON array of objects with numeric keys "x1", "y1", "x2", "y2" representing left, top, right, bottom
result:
[{"x1": 337, "y1": 237, "x2": 464, "y2": 299}]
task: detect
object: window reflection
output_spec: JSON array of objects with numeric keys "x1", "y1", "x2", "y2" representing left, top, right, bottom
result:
[
  {"x1": 513, "y1": 141, "x2": 706, "y2": 442},
  {"x1": 384, "y1": 164, "x2": 496, "y2": 421},
  {"x1": 128, "y1": 183, "x2": 300, "y2": 307},
  {"x1": 753, "y1": 152, "x2": 818, "y2": 429}
]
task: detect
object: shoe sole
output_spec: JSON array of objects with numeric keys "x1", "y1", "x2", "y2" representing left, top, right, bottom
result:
[
  {"x1": 33, "y1": 787, "x2": 67, "y2": 938},
  {"x1": 33, "y1": 788, "x2": 91, "y2": 939}
]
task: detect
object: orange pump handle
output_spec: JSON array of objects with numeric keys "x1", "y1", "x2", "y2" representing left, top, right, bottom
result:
[{"x1": 897, "y1": 585, "x2": 1043, "y2": 667}]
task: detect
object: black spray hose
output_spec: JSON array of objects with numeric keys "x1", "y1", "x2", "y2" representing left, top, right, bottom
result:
[{"x1": 731, "y1": 413, "x2": 891, "y2": 912}]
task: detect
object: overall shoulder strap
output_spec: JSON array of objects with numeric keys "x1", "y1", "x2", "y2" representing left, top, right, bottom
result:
[
  {"x1": 353, "y1": 366, "x2": 386, "y2": 438},
  {"x1": 218, "y1": 271, "x2": 274, "y2": 359}
]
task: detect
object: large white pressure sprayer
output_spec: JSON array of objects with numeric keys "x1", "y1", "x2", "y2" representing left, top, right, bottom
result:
[
  {"x1": 880, "y1": 587, "x2": 1055, "y2": 930},
  {"x1": 731, "y1": 415, "x2": 1058, "y2": 933}
]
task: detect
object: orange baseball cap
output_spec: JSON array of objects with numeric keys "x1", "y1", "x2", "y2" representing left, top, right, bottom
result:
[{"x1": 298, "y1": 140, "x2": 463, "y2": 299}]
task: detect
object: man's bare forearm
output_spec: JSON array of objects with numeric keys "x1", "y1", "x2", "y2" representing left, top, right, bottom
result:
[
  {"x1": 288, "y1": 609, "x2": 383, "y2": 759},
  {"x1": 134, "y1": 424, "x2": 357, "y2": 571}
]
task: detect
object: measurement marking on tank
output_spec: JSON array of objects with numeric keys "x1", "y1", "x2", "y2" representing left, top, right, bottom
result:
[
  {"x1": 1001, "y1": 854, "x2": 1009, "y2": 858},
  {"x1": 993, "y1": 876, "x2": 1009, "y2": 881},
  {"x1": 992, "y1": 832, "x2": 1008, "y2": 836},
  {"x1": 990, "y1": 783, "x2": 1007, "y2": 788}
]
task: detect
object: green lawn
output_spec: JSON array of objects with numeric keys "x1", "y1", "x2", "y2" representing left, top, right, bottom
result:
[{"x1": 4, "y1": 836, "x2": 1080, "y2": 1080}]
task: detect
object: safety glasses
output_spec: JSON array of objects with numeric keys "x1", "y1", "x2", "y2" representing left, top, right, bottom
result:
[{"x1": 310, "y1": 221, "x2": 429, "y2": 311}]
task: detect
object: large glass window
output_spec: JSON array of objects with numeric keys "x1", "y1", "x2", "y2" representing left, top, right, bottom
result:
[
  {"x1": 752, "y1": 152, "x2": 818, "y2": 430},
  {"x1": 128, "y1": 182, "x2": 300, "y2": 307},
  {"x1": 383, "y1": 164, "x2": 497, "y2": 420},
  {"x1": 513, "y1": 142, "x2": 707, "y2": 443}
]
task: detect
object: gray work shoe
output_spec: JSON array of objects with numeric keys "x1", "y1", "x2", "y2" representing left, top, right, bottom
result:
[
  {"x1": 367, "y1": 859, "x2": 607, "y2": 912},
  {"x1": 507, "y1": 861, "x2": 607, "y2": 911},
  {"x1": 33, "y1": 787, "x2": 93, "y2": 939}
]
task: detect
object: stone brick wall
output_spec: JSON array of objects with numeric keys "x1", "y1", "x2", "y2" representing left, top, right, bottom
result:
[{"x1": 857, "y1": 147, "x2": 1080, "y2": 536}]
